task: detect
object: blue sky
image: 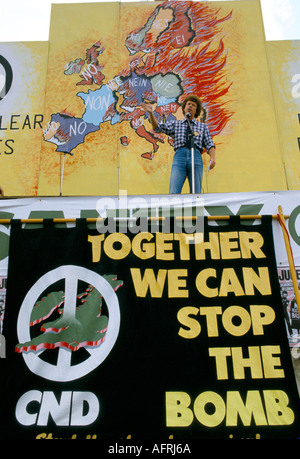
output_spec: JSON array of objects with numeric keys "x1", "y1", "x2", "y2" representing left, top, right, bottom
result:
[{"x1": 0, "y1": 0, "x2": 300, "y2": 42}]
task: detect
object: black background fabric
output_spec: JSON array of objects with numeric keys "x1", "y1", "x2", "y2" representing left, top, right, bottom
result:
[{"x1": 0, "y1": 216, "x2": 299, "y2": 439}]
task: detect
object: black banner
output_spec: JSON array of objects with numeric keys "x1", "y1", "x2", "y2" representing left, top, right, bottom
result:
[{"x1": 0, "y1": 216, "x2": 299, "y2": 439}]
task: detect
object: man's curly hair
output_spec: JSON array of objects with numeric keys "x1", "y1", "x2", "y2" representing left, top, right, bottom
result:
[{"x1": 181, "y1": 95, "x2": 202, "y2": 118}]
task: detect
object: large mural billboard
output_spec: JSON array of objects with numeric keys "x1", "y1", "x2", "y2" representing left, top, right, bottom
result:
[{"x1": 0, "y1": 0, "x2": 299, "y2": 196}]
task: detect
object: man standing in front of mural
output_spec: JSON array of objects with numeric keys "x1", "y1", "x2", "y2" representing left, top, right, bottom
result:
[{"x1": 141, "y1": 95, "x2": 216, "y2": 194}]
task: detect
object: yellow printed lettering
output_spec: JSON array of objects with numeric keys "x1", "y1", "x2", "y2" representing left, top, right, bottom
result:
[
  {"x1": 130, "y1": 268, "x2": 188, "y2": 298},
  {"x1": 195, "y1": 232, "x2": 220, "y2": 260},
  {"x1": 194, "y1": 391, "x2": 226, "y2": 427},
  {"x1": 195, "y1": 267, "x2": 271, "y2": 298},
  {"x1": 88, "y1": 231, "x2": 266, "y2": 262},
  {"x1": 200, "y1": 307, "x2": 223, "y2": 337},
  {"x1": 218, "y1": 268, "x2": 245, "y2": 297},
  {"x1": 226, "y1": 391, "x2": 268, "y2": 426},
  {"x1": 165, "y1": 390, "x2": 295, "y2": 427},
  {"x1": 131, "y1": 232, "x2": 155, "y2": 259},
  {"x1": 178, "y1": 306, "x2": 276, "y2": 339},
  {"x1": 222, "y1": 306, "x2": 252, "y2": 336},
  {"x1": 88, "y1": 234, "x2": 104, "y2": 262},
  {"x1": 130, "y1": 268, "x2": 167, "y2": 297},
  {"x1": 243, "y1": 267, "x2": 271, "y2": 295},
  {"x1": 231, "y1": 346, "x2": 263, "y2": 379},
  {"x1": 104, "y1": 233, "x2": 131, "y2": 260},
  {"x1": 165, "y1": 392, "x2": 193, "y2": 427},
  {"x1": 209, "y1": 345, "x2": 284, "y2": 380},
  {"x1": 219, "y1": 232, "x2": 241, "y2": 259},
  {"x1": 177, "y1": 307, "x2": 201, "y2": 339},
  {"x1": 168, "y1": 269, "x2": 188, "y2": 298},
  {"x1": 263, "y1": 390, "x2": 295, "y2": 425},
  {"x1": 195, "y1": 268, "x2": 218, "y2": 297},
  {"x1": 261, "y1": 346, "x2": 285, "y2": 379},
  {"x1": 239, "y1": 232, "x2": 266, "y2": 259},
  {"x1": 250, "y1": 305, "x2": 275, "y2": 335}
]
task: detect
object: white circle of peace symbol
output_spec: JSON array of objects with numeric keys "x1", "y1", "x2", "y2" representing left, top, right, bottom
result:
[{"x1": 17, "y1": 265, "x2": 120, "y2": 382}]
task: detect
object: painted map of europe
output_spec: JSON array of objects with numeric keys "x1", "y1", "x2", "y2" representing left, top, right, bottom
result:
[{"x1": 43, "y1": 1, "x2": 233, "y2": 158}]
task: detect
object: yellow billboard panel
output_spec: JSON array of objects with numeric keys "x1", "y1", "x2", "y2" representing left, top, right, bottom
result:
[
  {"x1": 267, "y1": 40, "x2": 300, "y2": 190},
  {"x1": 38, "y1": 2, "x2": 121, "y2": 196},
  {"x1": 0, "y1": 42, "x2": 48, "y2": 196}
]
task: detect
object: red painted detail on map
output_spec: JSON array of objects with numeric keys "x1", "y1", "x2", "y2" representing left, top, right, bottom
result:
[
  {"x1": 120, "y1": 136, "x2": 130, "y2": 146},
  {"x1": 15, "y1": 334, "x2": 108, "y2": 353},
  {"x1": 134, "y1": 124, "x2": 163, "y2": 153},
  {"x1": 141, "y1": 152, "x2": 154, "y2": 160},
  {"x1": 156, "y1": 103, "x2": 180, "y2": 116}
]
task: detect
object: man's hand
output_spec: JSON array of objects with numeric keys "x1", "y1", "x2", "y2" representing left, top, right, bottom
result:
[
  {"x1": 209, "y1": 158, "x2": 216, "y2": 170},
  {"x1": 208, "y1": 147, "x2": 216, "y2": 170},
  {"x1": 140, "y1": 102, "x2": 154, "y2": 113},
  {"x1": 140, "y1": 102, "x2": 158, "y2": 130}
]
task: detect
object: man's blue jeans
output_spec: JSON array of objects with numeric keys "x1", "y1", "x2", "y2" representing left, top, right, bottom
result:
[{"x1": 169, "y1": 147, "x2": 203, "y2": 194}]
